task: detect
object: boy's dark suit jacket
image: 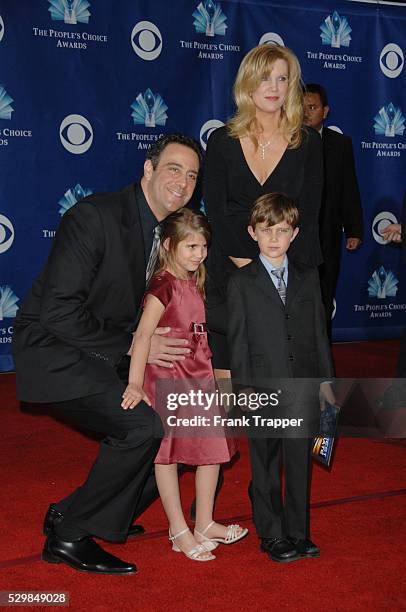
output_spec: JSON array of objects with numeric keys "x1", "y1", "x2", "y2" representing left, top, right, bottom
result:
[
  {"x1": 13, "y1": 184, "x2": 146, "y2": 403},
  {"x1": 227, "y1": 258, "x2": 334, "y2": 385}
]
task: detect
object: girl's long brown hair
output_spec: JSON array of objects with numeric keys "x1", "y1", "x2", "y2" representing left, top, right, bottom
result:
[{"x1": 155, "y1": 208, "x2": 211, "y2": 299}]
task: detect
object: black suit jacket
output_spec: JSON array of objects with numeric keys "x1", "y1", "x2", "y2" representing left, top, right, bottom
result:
[
  {"x1": 13, "y1": 184, "x2": 147, "y2": 403},
  {"x1": 227, "y1": 258, "x2": 334, "y2": 385},
  {"x1": 321, "y1": 127, "x2": 363, "y2": 258}
]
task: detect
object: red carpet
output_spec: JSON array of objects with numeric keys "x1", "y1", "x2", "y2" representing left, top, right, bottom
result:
[{"x1": 1, "y1": 341, "x2": 405, "y2": 611}]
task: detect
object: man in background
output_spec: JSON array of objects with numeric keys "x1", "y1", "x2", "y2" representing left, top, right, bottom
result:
[{"x1": 304, "y1": 83, "x2": 363, "y2": 339}]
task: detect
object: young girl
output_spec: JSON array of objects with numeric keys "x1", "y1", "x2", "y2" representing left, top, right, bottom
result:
[{"x1": 121, "y1": 209, "x2": 248, "y2": 562}]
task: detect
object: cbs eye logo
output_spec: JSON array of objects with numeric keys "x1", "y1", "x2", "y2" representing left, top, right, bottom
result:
[
  {"x1": 0, "y1": 214, "x2": 14, "y2": 254},
  {"x1": 131, "y1": 21, "x2": 162, "y2": 61},
  {"x1": 380, "y1": 43, "x2": 404, "y2": 79},
  {"x1": 59, "y1": 114, "x2": 93, "y2": 154},
  {"x1": 327, "y1": 125, "x2": 343, "y2": 134},
  {"x1": 258, "y1": 32, "x2": 285, "y2": 47},
  {"x1": 372, "y1": 211, "x2": 398, "y2": 245},
  {"x1": 199, "y1": 119, "x2": 225, "y2": 151},
  {"x1": 0, "y1": 15, "x2": 4, "y2": 42}
]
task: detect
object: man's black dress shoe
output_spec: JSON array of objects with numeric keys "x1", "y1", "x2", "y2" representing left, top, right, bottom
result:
[
  {"x1": 260, "y1": 537, "x2": 300, "y2": 563},
  {"x1": 42, "y1": 535, "x2": 137, "y2": 574},
  {"x1": 43, "y1": 504, "x2": 145, "y2": 540},
  {"x1": 288, "y1": 537, "x2": 320, "y2": 558}
]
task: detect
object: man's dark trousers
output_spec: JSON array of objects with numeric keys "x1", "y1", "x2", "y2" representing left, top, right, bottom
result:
[{"x1": 51, "y1": 381, "x2": 163, "y2": 543}]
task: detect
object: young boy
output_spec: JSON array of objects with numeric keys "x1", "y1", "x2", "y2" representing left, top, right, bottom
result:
[{"x1": 227, "y1": 192, "x2": 334, "y2": 563}]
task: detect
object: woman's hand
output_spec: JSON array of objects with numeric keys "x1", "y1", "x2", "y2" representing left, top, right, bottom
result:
[{"x1": 121, "y1": 383, "x2": 151, "y2": 410}]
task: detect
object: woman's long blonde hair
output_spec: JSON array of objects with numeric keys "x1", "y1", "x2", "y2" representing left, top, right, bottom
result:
[
  {"x1": 228, "y1": 44, "x2": 304, "y2": 149},
  {"x1": 155, "y1": 208, "x2": 211, "y2": 299}
]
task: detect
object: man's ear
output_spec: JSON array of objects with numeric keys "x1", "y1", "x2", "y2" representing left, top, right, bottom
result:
[
  {"x1": 144, "y1": 159, "x2": 154, "y2": 181},
  {"x1": 248, "y1": 225, "x2": 257, "y2": 241},
  {"x1": 290, "y1": 227, "x2": 299, "y2": 243},
  {"x1": 323, "y1": 105, "x2": 330, "y2": 121},
  {"x1": 163, "y1": 237, "x2": 171, "y2": 251}
]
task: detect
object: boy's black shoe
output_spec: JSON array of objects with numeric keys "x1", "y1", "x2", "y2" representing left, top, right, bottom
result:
[
  {"x1": 288, "y1": 537, "x2": 320, "y2": 558},
  {"x1": 260, "y1": 537, "x2": 300, "y2": 563}
]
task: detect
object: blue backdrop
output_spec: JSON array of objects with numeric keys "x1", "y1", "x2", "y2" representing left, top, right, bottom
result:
[{"x1": 1, "y1": 0, "x2": 405, "y2": 371}]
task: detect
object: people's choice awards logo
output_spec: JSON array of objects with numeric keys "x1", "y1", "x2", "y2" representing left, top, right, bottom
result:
[
  {"x1": 320, "y1": 11, "x2": 351, "y2": 49},
  {"x1": 258, "y1": 32, "x2": 285, "y2": 47},
  {"x1": 368, "y1": 266, "x2": 398, "y2": 299},
  {"x1": 373, "y1": 103, "x2": 405, "y2": 138},
  {"x1": 59, "y1": 114, "x2": 93, "y2": 154},
  {"x1": 0, "y1": 86, "x2": 14, "y2": 120},
  {"x1": 193, "y1": 1, "x2": 227, "y2": 37},
  {"x1": 0, "y1": 15, "x2": 4, "y2": 42},
  {"x1": 131, "y1": 21, "x2": 162, "y2": 61},
  {"x1": 379, "y1": 43, "x2": 404, "y2": 79},
  {"x1": 372, "y1": 212, "x2": 398, "y2": 245},
  {"x1": 200, "y1": 119, "x2": 224, "y2": 150},
  {"x1": 131, "y1": 89, "x2": 168, "y2": 128},
  {"x1": 0, "y1": 286, "x2": 19, "y2": 320},
  {"x1": 47, "y1": 0, "x2": 91, "y2": 25},
  {"x1": 0, "y1": 214, "x2": 14, "y2": 254},
  {"x1": 58, "y1": 183, "x2": 93, "y2": 216}
]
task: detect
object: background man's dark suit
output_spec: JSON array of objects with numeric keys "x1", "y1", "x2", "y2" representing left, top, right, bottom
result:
[
  {"x1": 304, "y1": 84, "x2": 363, "y2": 338},
  {"x1": 227, "y1": 259, "x2": 333, "y2": 540},
  {"x1": 319, "y1": 127, "x2": 363, "y2": 328},
  {"x1": 13, "y1": 184, "x2": 163, "y2": 544}
]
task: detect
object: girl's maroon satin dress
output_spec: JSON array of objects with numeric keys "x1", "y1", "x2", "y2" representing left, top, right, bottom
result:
[{"x1": 143, "y1": 271, "x2": 235, "y2": 465}]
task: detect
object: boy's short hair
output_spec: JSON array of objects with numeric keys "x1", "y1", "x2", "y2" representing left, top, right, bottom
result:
[{"x1": 249, "y1": 192, "x2": 299, "y2": 229}]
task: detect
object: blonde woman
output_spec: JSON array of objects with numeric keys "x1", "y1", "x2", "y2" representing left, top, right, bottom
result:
[{"x1": 204, "y1": 44, "x2": 323, "y2": 371}]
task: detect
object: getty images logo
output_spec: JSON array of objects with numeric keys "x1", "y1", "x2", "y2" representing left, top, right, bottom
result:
[
  {"x1": 0, "y1": 214, "x2": 14, "y2": 254},
  {"x1": 379, "y1": 43, "x2": 404, "y2": 79},
  {"x1": 373, "y1": 103, "x2": 405, "y2": 138},
  {"x1": 193, "y1": 1, "x2": 227, "y2": 37},
  {"x1": 58, "y1": 183, "x2": 93, "y2": 216},
  {"x1": 0, "y1": 86, "x2": 14, "y2": 120},
  {"x1": 47, "y1": 0, "x2": 91, "y2": 25},
  {"x1": 368, "y1": 266, "x2": 398, "y2": 299},
  {"x1": 372, "y1": 211, "x2": 398, "y2": 245},
  {"x1": 131, "y1": 21, "x2": 162, "y2": 61},
  {"x1": 59, "y1": 114, "x2": 93, "y2": 154},
  {"x1": 320, "y1": 11, "x2": 351, "y2": 49},
  {"x1": 131, "y1": 89, "x2": 168, "y2": 128},
  {"x1": 199, "y1": 119, "x2": 224, "y2": 150},
  {"x1": 0, "y1": 286, "x2": 19, "y2": 320}
]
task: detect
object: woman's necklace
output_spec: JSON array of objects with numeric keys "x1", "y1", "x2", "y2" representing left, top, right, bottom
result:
[{"x1": 258, "y1": 139, "x2": 271, "y2": 160}]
